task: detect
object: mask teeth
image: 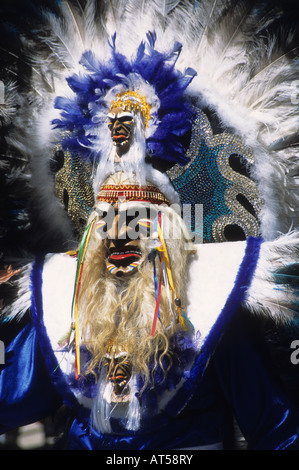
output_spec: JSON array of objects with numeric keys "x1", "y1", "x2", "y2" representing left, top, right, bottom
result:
[
  {"x1": 107, "y1": 264, "x2": 117, "y2": 273},
  {"x1": 107, "y1": 261, "x2": 140, "y2": 273},
  {"x1": 127, "y1": 261, "x2": 140, "y2": 271}
]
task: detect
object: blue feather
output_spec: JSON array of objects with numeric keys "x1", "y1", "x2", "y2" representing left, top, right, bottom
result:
[
  {"x1": 134, "y1": 40, "x2": 146, "y2": 64},
  {"x1": 146, "y1": 31, "x2": 157, "y2": 49},
  {"x1": 52, "y1": 32, "x2": 196, "y2": 168},
  {"x1": 79, "y1": 50, "x2": 102, "y2": 74}
]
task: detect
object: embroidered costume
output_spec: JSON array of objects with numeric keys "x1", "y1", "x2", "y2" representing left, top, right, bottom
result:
[{"x1": 0, "y1": 0, "x2": 299, "y2": 450}]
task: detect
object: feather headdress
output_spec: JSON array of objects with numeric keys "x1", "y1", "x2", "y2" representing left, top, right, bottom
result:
[
  {"x1": 52, "y1": 32, "x2": 196, "y2": 168},
  {"x1": 0, "y1": 0, "x2": 298, "y2": 251}
]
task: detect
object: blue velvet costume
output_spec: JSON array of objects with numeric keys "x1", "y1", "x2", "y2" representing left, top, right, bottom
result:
[{"x1": 1, "y1": 238, "x2": 299, "y2": 450}]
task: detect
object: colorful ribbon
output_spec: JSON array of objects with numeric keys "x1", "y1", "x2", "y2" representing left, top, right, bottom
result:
[
  {"x1": 151, "y1": 212, "x2": 176, "y2": 336},
  {"x1": 150, "y1": 251, "x2": 164, "y2": 337},
  {"x1": 150, "y1": 211, "x2": 190, "y2": 336},
  {"x1": 71, "y1": 218, "x2": 96, "y2": 378}
]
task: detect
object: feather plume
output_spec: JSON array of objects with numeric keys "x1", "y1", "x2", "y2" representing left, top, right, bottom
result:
[
  {"x1": 0, "y1": 264, "x2": 32, "y2": 322},
  {"x1": 0, "y1": 0, "x2": 298, "y2": 255},
  {"x1": 0, "y1": 80, "x2": 19, "y2": 125},
  {"x1": 244, "y1": 231, "x2": 299, "y2": 324},
  {"x1": 82, "y1": 0, "x2": 98, "y2": 48}
]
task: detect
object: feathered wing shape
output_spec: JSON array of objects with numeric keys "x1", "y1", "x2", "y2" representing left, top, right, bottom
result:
[
  {"x1": 0, "y1": 0, "x2": 298, "y2": 252},
  {"x1": 170, "y1": 0, "x2": 299, "y2": 240}
]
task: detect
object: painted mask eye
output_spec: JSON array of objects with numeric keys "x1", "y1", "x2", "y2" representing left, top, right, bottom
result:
[
  {"x1": 119, "y1": 116, "x2": 133, "y2": 125},
  {"x1": 136, "y1": 218, "x2": 153, "y2": 238},
  {"x1": 95, "y1": 219, "x2": 108, "y2": 239}
]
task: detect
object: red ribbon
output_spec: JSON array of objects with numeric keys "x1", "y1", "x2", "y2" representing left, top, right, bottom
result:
[
  {"x1": 151, "y1": 212, "x2": 164, "y2": 337},
  {"x1": 151, "y1": 253, "x2": 163, "y2": 336}
]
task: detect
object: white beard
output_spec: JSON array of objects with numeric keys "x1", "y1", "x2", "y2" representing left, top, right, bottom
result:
[{"x1": 91, "y1": 368, "x2": 141, "y2": 433}]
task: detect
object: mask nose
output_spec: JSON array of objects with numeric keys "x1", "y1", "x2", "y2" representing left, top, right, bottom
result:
[
  {"x1": 111, "y1": 119, "x2": 121, "y2": 134},
  {"x1": 107, "y1": 213, "x2": 125, "y2": 240}
]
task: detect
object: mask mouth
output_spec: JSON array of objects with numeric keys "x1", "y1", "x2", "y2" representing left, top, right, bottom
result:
[
  {"x1": 112, "y1": 133, "x2": 130, "y2": 146},
  {"x1": 104, "y1": 354, "x2": 133, "y2": 399},
  {"x1": 108, "y1": 246, "x2": 142, "y2": 268}
]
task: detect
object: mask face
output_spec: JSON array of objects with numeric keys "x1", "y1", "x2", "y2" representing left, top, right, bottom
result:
[
  {"x1": 107, "y1": 106, "x2": 135, "y2": 156},
  {"x1": 96, "y1": 204, "x2": 157, "y2": 277},
  {"x1": 103, "y1": 352, "x2": 132, "y2": 399}
]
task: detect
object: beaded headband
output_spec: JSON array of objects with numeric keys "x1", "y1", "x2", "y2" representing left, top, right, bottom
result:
[
  {"x1": 96, "y1": 183, "x2": 170, "y2": 206},
  {"x1": 109, "y1": 90, "x2": 152, "y2": 128}
]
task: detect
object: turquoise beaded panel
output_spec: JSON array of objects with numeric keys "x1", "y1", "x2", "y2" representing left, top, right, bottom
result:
[{"x1": 167, "y1": 109, "x2": 263, "y2": 243}]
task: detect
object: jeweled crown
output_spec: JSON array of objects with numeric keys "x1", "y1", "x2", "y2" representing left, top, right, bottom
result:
[{"x1": 109, "y1": 90, "x2": 152, "y2": 128}]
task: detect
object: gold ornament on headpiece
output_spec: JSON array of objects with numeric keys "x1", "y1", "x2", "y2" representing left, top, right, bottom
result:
[
  {"x1": 109, "y1": 90, "x2": 152, "y2": 128},
  {"x1": 97, "y1": 183, "x2": 170, "y2": 206}
]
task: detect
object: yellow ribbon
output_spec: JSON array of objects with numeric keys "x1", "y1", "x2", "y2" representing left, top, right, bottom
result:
[
  {"x1": 72, "y1": 218, "x2": 96, "y2": 378},
  {"x1": 156, "y1": 215, "x2": 190, "y2": 331},
  {"x1": 156, "y1": 219, "x2": 176, "y2": 294}
]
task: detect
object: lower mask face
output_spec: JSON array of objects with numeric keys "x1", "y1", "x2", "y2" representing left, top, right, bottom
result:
[
  {"x1": 97, "y1": 205, "x2": 156, "y2": 277},
  {"x1": 103, "y1": 352, "x2": 133, "y2": 400}
]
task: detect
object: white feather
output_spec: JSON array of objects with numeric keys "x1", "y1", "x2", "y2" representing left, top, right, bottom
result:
[
  {"x1": 1, "y1": 264, "x2": 32, "y2": 322},
  {"x1": 3, "y1": 0, "x2": 298, "y2": 247},
  {"x1": 244, "y1": 231, "x2": 299, "y2": 324}
]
